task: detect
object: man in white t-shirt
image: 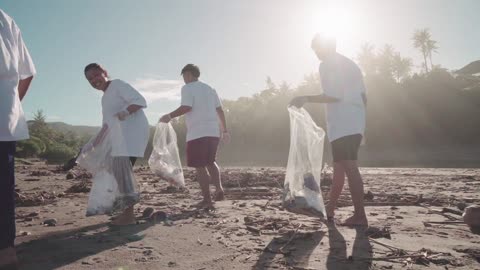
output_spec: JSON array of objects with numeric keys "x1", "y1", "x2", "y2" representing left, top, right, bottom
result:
[
  {"x1": 290, "y1": 34, "x2": 368, "y2": 226},
  {"x1": 160, "y1": 64, "x2": 229, "y2": 208},
  {"x1": 0, "y1": 9, "x2": 36, "y2": 268}
]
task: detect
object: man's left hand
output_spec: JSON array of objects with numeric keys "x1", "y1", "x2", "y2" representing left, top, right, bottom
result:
[
  {"x1": 289, "y1": 96, "x2": 308, "y2": 108},
  {"x1": 115, "y1": 110, "x2": 130, "y2": 121}
]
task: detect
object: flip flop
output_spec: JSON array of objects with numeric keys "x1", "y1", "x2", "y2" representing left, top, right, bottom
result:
[{"x1": 193, "y1": 201, "x2": 215, "y2": 209}]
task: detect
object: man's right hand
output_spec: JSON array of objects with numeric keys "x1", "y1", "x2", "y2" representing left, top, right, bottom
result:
[
  {"x1": 221, "y1": 131, "x2": 231, "y2": 144},
  {"x1": 159, "y1": 114, "x2": 172, "y2": 123},
  {"x1": 289, "y1": 96, "x2": 308, "y2": 108}
]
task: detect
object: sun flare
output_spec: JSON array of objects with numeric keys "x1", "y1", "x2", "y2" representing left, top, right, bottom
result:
[{"x1": 305, "y1": 4, "x2": 358, "y2": 41}]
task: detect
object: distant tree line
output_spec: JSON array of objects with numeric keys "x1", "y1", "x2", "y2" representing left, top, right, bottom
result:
[
  {"x1": 20, "y1": 29, "x2": 480, "y2": 166},
  {"x1": 171, "y1": 28, "x2": 480, "y2": 165},
  {"x1": 16, "y1": 110, "x2": 88, "y2": 163}
]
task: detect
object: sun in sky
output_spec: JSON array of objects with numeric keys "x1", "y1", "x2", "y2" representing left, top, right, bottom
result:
[
  {"x1": 320, "y1": 6, "x2": 356, "y2": 39},
  {"x1": 302, "y1": 3, "x2": 363, "y2": 56}
]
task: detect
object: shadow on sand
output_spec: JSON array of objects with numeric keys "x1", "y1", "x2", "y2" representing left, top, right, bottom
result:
[
  {"x1": 16, "y1": 221, "x2": 155, "y2": 270},
  {"x1": 254, "y1": 229, "x2": 325, "y2": 269},
  {"x1": 253, "y1": 221, "x2": 373, "y2": 269},
  {"x1": 326, "y1": 222, "x2": 372, "y2": 270}
]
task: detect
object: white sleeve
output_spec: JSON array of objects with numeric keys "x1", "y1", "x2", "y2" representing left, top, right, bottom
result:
[
  {"x1": 116, "y1": 80, "x2": 147, "y2": 108},
  {"x1": 343, "y1": 65, "x2": 366, "y2": 103},
  {"x1": 181, "y1": 86, "x2": 194, "y2": 107},
  {"x1": 14, "y1": 22, "x2": 36, "y2": 79},
  {"x1": 320, "y1": 66, "x2": 343, "y2": 100},
  {"x1": 357, "y1": 69, "x2": 367, "y2": 94},
  {"x1": 213, "y1": 89, "x2": 222, "y2": 108}
]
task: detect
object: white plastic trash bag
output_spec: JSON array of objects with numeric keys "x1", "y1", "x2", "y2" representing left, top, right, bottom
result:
[
  {"x1": 76, "y1": 128, "x2": 111, "y2": 173},
  {"x1": 283, "y1": 107, "x2": 326, "y2": 217},
  {"x1": 149, "y1": 123, "x2": 185, "y2": 187},
  {"x1": 85, "y1": 170, "x2": 118, "y2": 216},
  {"x1": 77, "y1": 120, "x2": 140, "y2": 216}
]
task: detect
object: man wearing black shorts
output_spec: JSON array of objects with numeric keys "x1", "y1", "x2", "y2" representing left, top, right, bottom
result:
[
  {"x1": 160, "y1": 64, "x2": 229, "y2": 208},
  {"x1": 0, "y1": 9, "x2": 36, "y2": 267},
  {"x1": 290, "y1": 34, "x2": 368, "y2": 226}
]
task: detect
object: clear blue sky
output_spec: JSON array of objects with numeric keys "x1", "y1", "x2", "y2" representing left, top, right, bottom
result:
[{"x1": 2, "y1": 0, "x2": 479, "y2": 126}]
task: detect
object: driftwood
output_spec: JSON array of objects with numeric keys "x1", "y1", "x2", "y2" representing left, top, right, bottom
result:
[
  {"x1": 280, "y1": 224, "x2": 303, "y2": 251},
  {"x1": 369, "y1": 238, "x2": 416, "y2": 253},
  {"x1": 246, "y1": 226, "x2": 261, "y2": 234},
  {"x1": 363, "y1": 202, "x2": 416, "y2": 207},
  {"x1": 226, "y1": 191, "x2": 278, "y2": 197},
  {"x1": 424, "y1": 221, "x2": 464, "y2": 225},
  {"x1": 442, "y1": 207, "x2": 464, "y2": 216}
]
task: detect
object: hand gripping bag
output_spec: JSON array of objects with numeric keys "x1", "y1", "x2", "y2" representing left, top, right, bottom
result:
[{"x1": 148, "y1": 123, "x2": 185, "y2": 187}]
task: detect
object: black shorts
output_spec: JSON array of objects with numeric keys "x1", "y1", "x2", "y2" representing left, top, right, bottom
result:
[
  {"x1": 186, "y1": 137, "x2": 220, "y2": 167},
  {"x1": 331, "y1": 134, "x2": 362, "y2": 162}
]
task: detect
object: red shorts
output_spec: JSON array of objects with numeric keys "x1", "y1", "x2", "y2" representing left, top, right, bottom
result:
[{"x1": 186, "y1": 137, "x2": 220, "y2": 167}]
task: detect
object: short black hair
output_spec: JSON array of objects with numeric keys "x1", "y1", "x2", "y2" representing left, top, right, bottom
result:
[
  {"x1": 181, "y1": 64, "x2": 200, "y2": 78},
  {"x1": 84, "y1": 63, "x2": 105, "y2": 74}
]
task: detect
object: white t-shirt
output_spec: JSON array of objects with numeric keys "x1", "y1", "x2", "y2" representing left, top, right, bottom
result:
[
  {"x1": 0, "y1": 9, "x2": 36, "y2": 141},
  {"x1": 101, "y1": 79, "x2": 150, "y2": 157},
  {"x1": 181, "y1": 81, "x2": 222, "y2": 142},
  {"x1": 320, "y1": 53, "x2": 366, "y2": 142}
]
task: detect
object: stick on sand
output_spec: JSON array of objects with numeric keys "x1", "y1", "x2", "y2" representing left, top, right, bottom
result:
[{"x1": 280, "y1": 224, "x2": 303, "y2": 251}]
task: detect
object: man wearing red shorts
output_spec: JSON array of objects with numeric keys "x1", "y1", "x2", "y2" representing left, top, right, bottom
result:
[{"x1": 160, "y1": 64, "x2": 229, "y2": 208}]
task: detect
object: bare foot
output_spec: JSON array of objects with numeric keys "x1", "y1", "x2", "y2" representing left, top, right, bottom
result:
[
  {"x1": 0, "y1": 247, "x2": 18, "y2": 269},
  {"x1": 111, "y1": 211, "x2": 136, "y2": 226},
  {"x1": 341, "y1": 214, "x2": 368, "y2": 227},
  {"x1": 213, "y1": 190, "x2": 225, "y2": 201},
  {"x1": 194, "y1": 200, "x2": 214, "y2": 209}
]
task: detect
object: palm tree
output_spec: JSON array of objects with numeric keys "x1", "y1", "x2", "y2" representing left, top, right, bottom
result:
[
  {"x1": 412, "y1": 28, "x2": 438, "y2": 73},
  {"x1": 392, "y1": 53, "x2": 413, "y2": 82},
  {"x1": 377, "y1": 44, "x2": 395, "y2": 80},
  {"x1": 426, "y1": 39, "x2": 439, "y2": 70},
  {"x1": 357, "y1": 43, "x2": 377, "y2": 77}
]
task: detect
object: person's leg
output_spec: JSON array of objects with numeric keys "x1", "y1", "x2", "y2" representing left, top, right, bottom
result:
[
  {"x1": 326, "y1": 162, "x2": 346, "y2": 218},
  {"x1": 207, "y1": 162, "x2": 224, "y2": 201},
  {"x1": 112, "y1": 157, "x2": 136, "y2": 195},
  {"x1": 0, "y1": 141, "x2": 18, "y2": 267},
  {"x1": 196, "y1": 167, "x2": 213, "y2": 206},
  {"x1": 187, "y1": 138, "x2": 214, "y2": 206},
  {"x1": 129, "y1": 157, "x2": 137, "y2": 167},
  {"x1": 111, "y1": 157, "x2": 137, "y2": 226},
  {"x1": 326, "y1": 137, "x2": 347, "y2": 219},
  {"x1": 341, "y1": 134, "x2": 367, "y2": 226},
  {"x1": 206, "y1": 137, "x2": 223, "y2": 201},
  {"x1": 342, "y1": 160, "x2": 367, "y2": 226}
]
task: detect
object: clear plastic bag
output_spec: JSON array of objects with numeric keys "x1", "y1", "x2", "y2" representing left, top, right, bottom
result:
[
  {"x1": 283, "y1": 107, "x2": 326, "y2": 217},
  {"x1": 148, "y1": 123, "x2": 185, "y2": 187},
  {"x1": 76, "y1": 127, "x2": 111, "y2": 173},
  {"x1": 85, "y1": 170, "x2": 118, "y2": 216},
  {"x1": 77, "y1": 120, "x2": 140, "y2": 216}
]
